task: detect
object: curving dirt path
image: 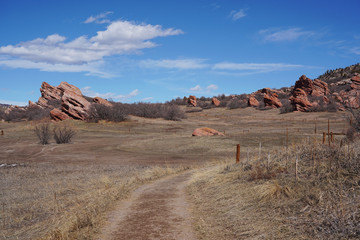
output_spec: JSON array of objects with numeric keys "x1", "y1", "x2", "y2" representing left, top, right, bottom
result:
[{"x1": 98, "y1": 172, "x2": 196, "y2": 240}]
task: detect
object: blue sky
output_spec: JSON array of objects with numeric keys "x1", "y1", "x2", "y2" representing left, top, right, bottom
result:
[{"x1": 0, "y1": 0, "x2": 359, "y2": 105}]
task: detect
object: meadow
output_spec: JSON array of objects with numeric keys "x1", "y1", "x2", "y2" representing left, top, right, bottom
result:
[{"x1": 0, "y1": 106, "x2": 355, "y2": 239}]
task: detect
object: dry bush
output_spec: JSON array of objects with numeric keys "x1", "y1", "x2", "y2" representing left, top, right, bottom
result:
[
  {"x1": 163, "y1": 104, "x2": 186, "y2": 121},
  {"x1": 87, "y1": 103, "x2": 128, "y2": 122},
  {"x1": 280, "y1": 99, "x2": 293, "y2": 114},
  {"x1": 226, "y1": 99, "x2": 247, "y2": 109},
  {"x1": 34, "y1": 123, "x2": 52, "y2": 144},
  {"x1": 53, "y1": 125, "x2": 76, "y2": 144}
]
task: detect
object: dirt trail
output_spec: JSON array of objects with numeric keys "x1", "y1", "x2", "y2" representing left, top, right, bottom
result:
[{"x1": 98, "y1": 172, "x2": 196, "y2": 240}]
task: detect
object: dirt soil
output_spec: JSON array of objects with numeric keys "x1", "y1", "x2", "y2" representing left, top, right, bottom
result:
[{"x1": 98, "y1": 171, "x2": 196, "y2": 240}]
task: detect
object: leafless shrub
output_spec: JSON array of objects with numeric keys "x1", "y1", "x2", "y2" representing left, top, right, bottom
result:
[
  {"x1": 53, "y1": 125, "x2": 76, "y2": 144},
  {"x1": 87, "y1": 103, "x2": 128, "y2": 122},
  {"x1": 163, "y1": 104, "x2": 186, "y2": 121},
  {"x1": 26, "y1": 107, "x2": 51, "y2": 120},
  {"x1": 34, "y1": 123, "x2": 51, "y2": 145},
  {"x1": 227, "y1": 99, "x2": 247, "y2": 109},
  {"x1": 280, "y1": 99, "x2": 294, "y2": 114}
]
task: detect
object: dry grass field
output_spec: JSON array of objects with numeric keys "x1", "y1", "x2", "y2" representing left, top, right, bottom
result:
[{"x1": 0, "y1": 106, "x2": 355, "y2": 239}]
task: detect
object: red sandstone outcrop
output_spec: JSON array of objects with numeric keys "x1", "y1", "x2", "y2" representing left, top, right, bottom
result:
[
  {"x1": 261, "y1": 88, "x2": 282, "y2": 108},
  {"x1": 93, "y1": 97, "x2": 112, "y2": 107},
  {"x1": 289, "y1": 88, "x2": 313, "y2": 111},
  {"x1": 211, "y1": 97, "x2": 220, "y2": 106},
  {"x1": 188, "y1": 95, "x2": 197, "y2": 107},
  {"x1": 50, "y1": 108, "x2": 71, "y2": 121},
  {"x1": 61, "y1": 90, "x2": 91, "y2": 120},
  {"x1": 350, "y1": 75, "x2": 360, "y2": 90},
  {"x1": 294, "y1": 75, "x2": 329, "y2": 96},
  {"x1": 248, "y1": 96, "x2": 259, "y2": 107},
  {"x1": 192, "y1": 127, "x2": 225, "y2": 136}
]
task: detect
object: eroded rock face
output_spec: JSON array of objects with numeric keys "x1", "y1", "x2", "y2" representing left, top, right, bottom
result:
[
  {"x1": 192, "y1": 127, "x2": 225, "y2": 136},
  {"x1": 61, "y1": 90, "x2": 91, "y2": 120},
  {"x1": 188, "y1": 95, "x2": 197, "y2": 107},
  {"x1": 58, "y1": 82, "x2": 82, "y2": 96},
  {"x1": 211, "y1": 97, "x2": 220, "y2": 106},
  {"x1": 248, "y1": 96, "x2": 259, "y2": 107},
  {"x1": 261, "y1": 88, "x2": 282, "y2": 108},
  {"x1": 93, "y1": 97, "x2": 112, "y2": 107},
  {"x1": 50, "y1": 108, "x2": 71, "y2": 121},
  {"x1": 289, "y1": 75, "x2": 329, "y2": 111},
  {"x1": 289, "y1": 88, "x2": 312, "y2": 111}
]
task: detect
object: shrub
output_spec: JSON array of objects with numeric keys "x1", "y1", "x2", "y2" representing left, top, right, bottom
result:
[
  {"x1": 87, "y1": 103, "x2": 128, "y2": 122},
  {"x1": 53, "y1": 125, "x2": 76, "y2": 144},
  {"x1": 34, "y1": 123, "x2": 51, "y2": 145},
  {"x1": 163, "y1": 104, "x2": 186, "y2": 121},
  {"x1": 227, "y1": 99, "x2": 247, "y2": 109},
  {"x1": 280, "y1": 100, "x2": 293, "y2": 114},
  {"x1": 26, "y1": 107, "x2": 51, "y2": 121}
]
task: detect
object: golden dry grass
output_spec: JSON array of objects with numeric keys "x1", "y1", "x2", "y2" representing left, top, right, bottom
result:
[{"x1": 0, "y1": 107, "x2": 354, "y2": 239}]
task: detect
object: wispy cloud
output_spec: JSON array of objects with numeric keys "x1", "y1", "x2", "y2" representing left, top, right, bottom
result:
[
  {"x1": 229, "y1": 9, "x2": 246, "y2": 21},
  {"x1": 0, "y1": 20, "x2": 183, "y2": 77},
  {"x1": 189, "y1": 84, "x2": 219, "y2": 94},
  {"x1": 259, "y1": 28, "x2": 315, "y2": 42},
  {"x1": 142, "y1": 97, "x2": 154, "y2": 101},
  {"x1": 140, "y1": 58, "x2": 208, "y2": 70},
  {"x1": 0, "y1": 58, "x2": 112, "y2": 78},
  {"x1": 81, "y1": 86, "x2": 139, "y2": 102},
  {"x1": 350, "y1": 47, "x2": 360, "y2": 55},
  {"x1": 212, "y1": 62, "x2": 305, "y2": 76},
  {"x1": 84, "y1": 11, "x2": 113, "y2": 24}
]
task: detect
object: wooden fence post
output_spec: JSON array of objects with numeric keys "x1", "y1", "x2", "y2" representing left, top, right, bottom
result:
[
  {"x1": 0, "y1": 130, "x2": 3, "y2": 135},
  {"x1": 331, "y1": 132, "x2": 334, "y2": 143},
  {"x1": 295, "y1": 155, "x2": 299, "y2": 182},
  {"x1": 236, "y1": 144, "x2": 240, "y2": 164},
  {"x1": 328, "y1": 119, "x2": 330, "y2": 146},
  {"x1": 323, "y1": 132, "x2": 326, "y2": 144},
  {"x1": 314, "y1": 122, "x2": 317, "y2": 134}
]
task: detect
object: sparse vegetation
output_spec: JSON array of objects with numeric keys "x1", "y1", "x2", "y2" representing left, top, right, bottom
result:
[
  {"x1": 53, "y1": 125, "x2": 76, "y2": 144},
  {"x1": 34, "y1": 123, "x2": 52, "y2": 144}
]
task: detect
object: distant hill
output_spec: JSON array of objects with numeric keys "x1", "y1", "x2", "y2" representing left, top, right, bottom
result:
[
  {"x1": 318, "y1": 63, "x2": 360, "y2": 84},
  {"x1": 0, "y1": 103, "x2": 10, "y2": 108}
]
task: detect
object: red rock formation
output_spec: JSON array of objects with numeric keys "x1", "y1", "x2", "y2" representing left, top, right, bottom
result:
[
  {"x1": 28, "y1": 100, "x2": 40, "y2": 108},
  {"x1": 192, "y1": 127, "x2": 225, "y2": 136},
  {"x1": 61, "y1": 90, "x2": 91, "y2": 120},
  {"x1": 261, "y1": 88, "x2": 282, "y2": 108},
  {"x1": 289, "y1": 88, "x2": 312, "y2": 111},
  {"x1": 350, "y1": 75, "x2": 360, "y2": 90},
  {"x1": 312, "y1": 79, "x2": 330, "y2": 96},
  {"x1": 93, "y1": 97, "x2": 112, "y2": 107},
  {"x1": 188, "y1": 95, "x2": 197, "y2": 107},
  {"x1": 50, "y1": 108, "x2": 71, "y2": 121},
  {"x1": 211, "y1": 97, "x2": 220, "y2": 106},
  {"x1": 248, "y1": 96, "x2": 259, "y2": 107},
  {"x1": 294, "y1": 75, "x2": 329, "y2": 97},
  {"x1": 58, "y1": 82, "x2": 82, "y2": 96}
]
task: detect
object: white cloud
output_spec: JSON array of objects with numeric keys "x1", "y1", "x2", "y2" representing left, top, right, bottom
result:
[
  {"x1": 0, "y1": 58, "x2": 112, "y2": 78},
  {"x1": 229, "y1": 9, "x2": 246, "y2": 21},
  {"x1": 84, "y1": 11, "x2": 113, "y2": 24},
  {"x1": 142, "y1": 97, "x2": 154, "y2": 101},
  {"x1": 213, "y1": 62, "x2": 304, "y2": 72},
  {"x1": 206, "y1": 84, "x2": 218, "y2": 91},
  {"x1": 140, "y1": 59, "x2": 208, "y2": 70},
  {"x1": 189, "y1": 84, "x2": 219, "y2": 94},
  {"x1": 190, "y1": 85, "x2": 202, "y2": 91},
  {"x1": 259, "y1": 28, "x2": 314, "y2": 42},
  {"x1": 0, "y1": 20, "x2": 183, "y2": 76},
  {"x1": 81, "y1": 86, "x2": 139, "y2": 102}
]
